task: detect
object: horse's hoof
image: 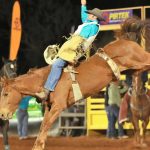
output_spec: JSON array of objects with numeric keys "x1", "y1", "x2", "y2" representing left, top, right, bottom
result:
[
  {"x1": 32, "y1": 143, "x2": 45, "y2": 150},
  {"x1": 134, "y1": 143, "x2": 148, "y2": 148},
  {"x1": 141, "y1": 143, "x2": 147, "y2": 148},
  {"x1": 134, "y1": 143, "x2": 141, "y2": 148},
  {"x1": 4, "y1": 145, "x2": 10, "y2": 150}
]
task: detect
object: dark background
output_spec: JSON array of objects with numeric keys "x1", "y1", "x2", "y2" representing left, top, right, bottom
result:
[{"x1": 0, "y1": 0, "x2": 150, "y2": 74}]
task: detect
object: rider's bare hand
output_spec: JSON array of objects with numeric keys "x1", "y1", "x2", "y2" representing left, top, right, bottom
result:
[{"x1": 81, "y1": 0, "x2": 86, "y2": 5}]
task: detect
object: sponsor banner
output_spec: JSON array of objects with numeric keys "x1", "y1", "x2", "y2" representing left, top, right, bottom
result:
[{"x1": 100, "y1": 9, "x2": 133, "y2": 25}]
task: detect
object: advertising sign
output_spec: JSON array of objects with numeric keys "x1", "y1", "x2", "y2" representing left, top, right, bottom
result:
[{"x1": 101, "y1": 9, "x2": 133, "y2": 25}]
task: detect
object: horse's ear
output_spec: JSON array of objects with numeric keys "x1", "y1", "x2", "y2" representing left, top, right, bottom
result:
[
  {"x1": 0, "y1": 76, "x2": 6, "y2": 82},
  {"x1": 0, "y1": 76, "x2": 11, "y2": 86},
  {"x1": 0, "y1": 76, "x2": 6, "y2": 87},
  {"x1": 0, "y1": 77, "x2": 2, "y2": 85}
]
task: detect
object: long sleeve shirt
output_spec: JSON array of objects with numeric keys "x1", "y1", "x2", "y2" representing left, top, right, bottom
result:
[
  {"x1": 108, "y1": 83, "x2": 128, "y2": 107},
  {"x1": 79, "y1": 5, "x2": 99, "y2": 39},
  {"x1": 18, "y1": 96, "x2": 32, "y2": 110}
]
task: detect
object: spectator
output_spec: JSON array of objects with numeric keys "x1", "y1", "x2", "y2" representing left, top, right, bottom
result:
[
  {"x1": 106, "y1": 81, "x2": 128, "y2": 139},
  {"x1": 104, "y1": 85, "x2": 110, "y2": 137},
  {"x1": 16, "y1": 96, "x2": 32, "y2": 140}
]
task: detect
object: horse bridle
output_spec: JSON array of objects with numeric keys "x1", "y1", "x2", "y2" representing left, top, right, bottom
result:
[{"x1": 3, "y1": 63, "x2": 17, "y2": 78}]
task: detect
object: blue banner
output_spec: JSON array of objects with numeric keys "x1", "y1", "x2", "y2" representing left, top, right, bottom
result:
[{"x1": 100, "y1": 9, "x2": 133, "y2": 25}]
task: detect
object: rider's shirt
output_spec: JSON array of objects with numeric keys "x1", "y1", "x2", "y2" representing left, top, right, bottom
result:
[
  {"x1": 108, "y1": 83, "x2": 128, "y2": 107},
  {"x1": 79, "y1": 5, "x2": 99, "y2": 39}
]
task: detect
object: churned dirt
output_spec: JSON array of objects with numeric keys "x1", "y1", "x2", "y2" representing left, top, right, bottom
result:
[{"x1": 0, "y1": 135, "x2": 150, "y2": 150}]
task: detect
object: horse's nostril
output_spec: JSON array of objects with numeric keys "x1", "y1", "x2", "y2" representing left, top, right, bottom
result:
[
  {"x1": 7, "y1": 113, "x2": 13, "y2": 119},
  {"x1": 0, "y1": 113, "x2": 4, "y2": 119}
]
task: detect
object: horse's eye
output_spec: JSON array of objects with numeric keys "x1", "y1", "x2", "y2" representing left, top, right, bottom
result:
[{"x1": 4, "y1": 93, "x2": 8, "y2": 96}]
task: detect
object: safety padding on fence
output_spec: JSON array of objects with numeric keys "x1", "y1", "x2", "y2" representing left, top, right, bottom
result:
[
  {"x1": 87, "y1": 97, "x2": 150, "y2": 135},
  {"x1": 87, "y1": 97, "x2": 107, "y2": 130}
]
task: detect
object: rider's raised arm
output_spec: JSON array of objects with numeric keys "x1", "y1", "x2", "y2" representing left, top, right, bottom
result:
[
  {"x1": 81, "y1": 0, "x2": 88, "y2": 23},
  {"x1": 81, "y1": 0, "x2": 86, "y2": 5}
]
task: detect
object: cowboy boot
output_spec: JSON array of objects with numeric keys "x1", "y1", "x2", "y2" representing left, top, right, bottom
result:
[{"x1": 35, "y1": 88, "x2": 50, "y2": 100}]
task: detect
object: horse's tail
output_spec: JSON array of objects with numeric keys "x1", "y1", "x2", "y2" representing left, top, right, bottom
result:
[
  {"x1": 144, "y1": 19, "x2": 150, "y2": 50},
  {"x1": 119, "y1": 17, "x2": 145, "y2": 44}
]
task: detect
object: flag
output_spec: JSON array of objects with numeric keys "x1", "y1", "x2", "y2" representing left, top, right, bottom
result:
[{"x1": 9, "y1": 0, "x2": 22, "y2": 60}]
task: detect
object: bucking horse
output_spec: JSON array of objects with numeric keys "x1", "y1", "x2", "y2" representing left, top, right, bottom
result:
[{"x1": 0, "y1": 17, "x2": 150, "y2": 150}]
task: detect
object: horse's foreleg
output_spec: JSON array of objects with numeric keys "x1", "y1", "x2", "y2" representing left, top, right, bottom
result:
[
  {"x1": 32, "y1": 103, "x2": 63, "y2": 150},
  {"x1": 1, "y1": 121, "x2": 9, "y2": 146}
]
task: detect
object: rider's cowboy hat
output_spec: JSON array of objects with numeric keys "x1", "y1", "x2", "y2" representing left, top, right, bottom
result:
[
  {"x1": 85, "y1": 8, "x2": 105, "y2": 21},
  {"x1": 44, "y1": 45, "x2": 58, "y2": 64}
]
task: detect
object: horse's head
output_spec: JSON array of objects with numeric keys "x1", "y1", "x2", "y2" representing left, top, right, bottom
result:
[{"x1": 0, "y1": 78, "x2": 22, "y2": 120}]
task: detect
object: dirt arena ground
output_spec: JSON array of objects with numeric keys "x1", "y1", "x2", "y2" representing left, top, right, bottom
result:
[{"x1": 0, "y1": 135, "x2": 150, "y2": 150}]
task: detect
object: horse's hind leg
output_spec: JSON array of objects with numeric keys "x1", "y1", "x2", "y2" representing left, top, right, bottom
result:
[
  {"x1": 140, "y1": 118, "x2": 149, "y2": 147},
  {"x1": 32, "y1": 103, "x2": 63, "y2": 150},
  {"x1": 132, "y1": 117, "x2": 140, "y2": 146}
]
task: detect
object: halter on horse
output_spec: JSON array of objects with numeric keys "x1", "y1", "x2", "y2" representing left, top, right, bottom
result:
[
  {"x1": 0, "y1": 59, "x2": 17, "y2": 150},
  {"x1": 1, "y1": 18, "x2": 150, "y2": 150},
  {"x1": 0, "y1": 59, "x2": 17, "y2": 78}
]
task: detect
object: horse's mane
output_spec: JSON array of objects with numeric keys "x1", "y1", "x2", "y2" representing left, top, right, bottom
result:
[
  {"x1": 116, "y1": 17, "x2": 150, "y2": 48},
  {"x1": 16, "y1": 66, "x2": 49, "y2": 80},
  {"x1": 0, "y1": 66, "x2": 49, "y2": 86},
  {"x1": 1, "y1": 52, "x2": 103, "y2": 86}
]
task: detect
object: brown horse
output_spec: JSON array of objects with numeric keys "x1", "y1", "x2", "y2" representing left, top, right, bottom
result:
[
  {"x1": 129, "y1": 71, "x2": 150, "y2": 147},
  {"x1": 1, "y1": 39, "x2": 150, "y2": 150},
  {"x1": 1, "y1": 17, "x2": 150, "y2": 150}
]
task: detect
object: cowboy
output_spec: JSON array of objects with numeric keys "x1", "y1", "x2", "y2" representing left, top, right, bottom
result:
[{"x1": 36, "y1": 0, "x2": 105, "y2": 100}]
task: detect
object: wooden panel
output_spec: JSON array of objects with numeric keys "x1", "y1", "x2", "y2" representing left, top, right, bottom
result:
[
  {"x1": 87, "y1": 114, "x2": 108, "y2": 130},
  {"x1": 100, "y1": 24, "x2": 120, "y2": 31}
]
